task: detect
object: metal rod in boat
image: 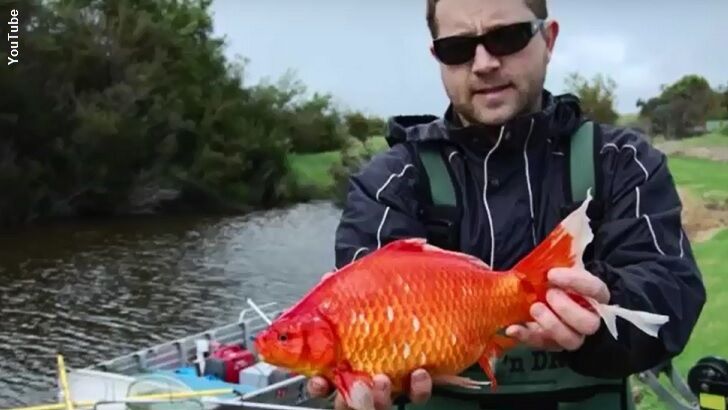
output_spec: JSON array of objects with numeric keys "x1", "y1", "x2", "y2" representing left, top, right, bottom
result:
[
  {"x1": 240, "y1": 375, "x2": 307, "y2": 400},
  {"x1": 2, "y1": 389, "x2": 236, "y2": 410},
  {"x1": 56, "y1": 355, "x2": 74, "y2": 410},
  {"x1": 246, "y1": 298, "x2": 272, "y2": 325},
  {"x1": 238, "y1": 403, "x2": 324, "y2": 410}
]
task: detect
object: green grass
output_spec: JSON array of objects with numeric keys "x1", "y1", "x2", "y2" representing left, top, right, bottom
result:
[
  {"x1": 653, "y1": 132, "x2": 728, "y2": 147},
  {"x1": 670, "y1": 132, "x2": 728, "y2": 148},
  {"x1": 676, "y1": 229, "x2": 728, "y2": 366},
  {"x1": 288, "y1": 150, "x2": 341, "y2": 192},
  {"x1": 366, "y1": 135, "x2": 388, "y2": 152},
  {"x1": 667, "y1": 155, "x2": 728, "y2": 204},
  {"x1": 635, "y1": 147, "x2": 727, "y2": 408},
  {"x1": 287, "y1": 136, "x2": 390, "y2": 194},
  {"x1": 681, "y1": 132, "x2": 728, "y2": 148},
  {"x1": 634, "y1": 228, "x2": 728, "y2": 409},
  {"x1": 617, "y1": 113, "x2": 641, "y2": 126}
]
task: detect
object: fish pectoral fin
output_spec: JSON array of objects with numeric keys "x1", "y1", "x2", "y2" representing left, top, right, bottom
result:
[
  {"x1": 474, "y1": 335, "x2": 517, "y2": 391},
  {"x1": 477, "y1": 354, "x2": 499, "y2": 391},
  {"x1": 491, "y1": 333, "x2": 519, "y2": 354},
  {"x1": 432, "y1": 374, "x2": 492, "y2": 390},
  {"x1": 332, "y1": 366, "x2": 375, "y2": 410}
]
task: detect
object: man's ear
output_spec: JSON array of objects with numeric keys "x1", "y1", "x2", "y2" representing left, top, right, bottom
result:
[{"x1": 543, "y1": 20, "x2": 560, "y2": 62}]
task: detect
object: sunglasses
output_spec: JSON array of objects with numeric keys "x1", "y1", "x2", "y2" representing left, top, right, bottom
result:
[{"x1": 432, "y1": 20, "x2": 545, "y2": 65}]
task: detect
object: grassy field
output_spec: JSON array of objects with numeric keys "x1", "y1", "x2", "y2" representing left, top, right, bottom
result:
[
  {"x1": 630, "y1": 142, "x2": 728, "y2": 408},
  {"x1": 287, "y1": 136, "x2": 388, "y2": 193},
  {"x1": 617, "y1": 112, "x2": 641, "y2": 126},
  {"x1": 288, "y1": 150, "x2": 341, "y2": 192},
  {"x1": 634, "y1": 228, "x2": 728, "y2": 409},
  {"x1": 668, "y1": 155, "x2": 728, "y2": 204},
  {"x1": 655, "y1": 132, "x2": 728, "y2": 148}
]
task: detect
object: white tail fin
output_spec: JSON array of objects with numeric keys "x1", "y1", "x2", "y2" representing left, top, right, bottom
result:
[
  {"x1": 560, "y1": 188, "x2": 595, "y2": 271},
  {"x1": 587, "y1": 298, "x2": 670, "y2": 339}
]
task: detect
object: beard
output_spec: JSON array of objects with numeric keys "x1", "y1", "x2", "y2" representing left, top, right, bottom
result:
[{"x1": 448, "y1": 70, "x2": 546, "y2": 127}]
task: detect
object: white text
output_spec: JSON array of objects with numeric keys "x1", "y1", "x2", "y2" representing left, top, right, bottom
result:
[{"x1": 7, "y1": 9, "x2": 19, "y2": 66}]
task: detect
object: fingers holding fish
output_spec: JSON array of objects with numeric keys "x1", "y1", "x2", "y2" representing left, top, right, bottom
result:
[
  {"x1": 372, "y1": 375, "x2": 394, "y2": 409},
  {"x1": 505, "y1": 322, "x2": 562, "y2": 352},
  {"x1": 326, "y1": 373, "x2": 392, "y2": 410},
  {"x1": 407, "y1": 368, "x2": 433, "y2": 404},
  {"x1": 530, "y1": 302, "x2": 585, "y2": 351},
  {"x1": 546, "y1": 288, "x2": 602, "y2": 336},
  {"x1": 548, "y1": 267, "x2": 610, "y2": 304},
  {"x1": 307, "y1": 376, "x2": 332, "y2": 398},
  {"x1": 323, "y1": 370, "x2": 430, "y2": 410}
]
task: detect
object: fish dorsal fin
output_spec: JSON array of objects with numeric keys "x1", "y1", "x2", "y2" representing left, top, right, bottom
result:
[
  {"x1": 379, "y1": 238, "x2": 428, "y2": 252},
  {"x1": 381, "y1": 238, "x2": 490, "y2": 270}
]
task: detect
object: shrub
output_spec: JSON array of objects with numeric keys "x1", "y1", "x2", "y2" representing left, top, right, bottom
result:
[
  {"x1": 0, "y1": 0, "x2": 349, "y2": 227},
  {"x1": 330, "y1": 137, "x2": 385, "y2": 207}
]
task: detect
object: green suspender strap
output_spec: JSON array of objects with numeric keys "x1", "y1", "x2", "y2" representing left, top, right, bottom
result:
[
  {"x1": 569, "y1": 121, "x2": 595, "y2": 202},
  {"x1": 418, "y1": 146, "x2": 457, "y2": 207},
  {"x1": 416, "y1": 144, "x2": 460, "y2": 251},
  {"x1": 419, "y1": 120, "x2": 595, "y2": 209}
]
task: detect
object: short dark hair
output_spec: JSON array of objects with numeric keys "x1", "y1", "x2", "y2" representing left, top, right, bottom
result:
[{"x1": 426, "y1": 0, "x2": 548, "y2": 38}]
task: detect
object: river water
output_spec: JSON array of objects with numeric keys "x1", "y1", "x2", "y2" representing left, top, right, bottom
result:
[{"x1": 0, "y1": 201, "x2": 342, "y2": 408}]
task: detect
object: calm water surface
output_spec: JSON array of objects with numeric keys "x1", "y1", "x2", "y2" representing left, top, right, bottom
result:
[{"x1": 0, "y1": 201, "x2": 342, "y2": 407}]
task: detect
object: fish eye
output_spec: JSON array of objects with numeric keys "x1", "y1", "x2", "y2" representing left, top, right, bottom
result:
[{"x1": 278, "y1": 333, "x2": 288, "y2": 342}]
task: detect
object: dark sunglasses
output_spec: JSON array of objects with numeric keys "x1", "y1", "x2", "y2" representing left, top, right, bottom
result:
[{"x1": 432, "y1": 20, "x2": 545, "y2": 65}]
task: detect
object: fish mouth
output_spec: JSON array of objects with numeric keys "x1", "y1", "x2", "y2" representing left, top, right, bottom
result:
[{"x1": 252, "y1": 333, "x2": 270, "y2": 362}]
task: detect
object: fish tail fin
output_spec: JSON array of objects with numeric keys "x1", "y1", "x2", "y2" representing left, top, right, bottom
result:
[
  {"x1": 511, "y1": 189, "x2": 671, "y2": 340},
  {"x1": 586, "y1": 298, "x2": 670, "y2": 339},
  {"x1": 512, "y1": 190, "x2": 594, "y2": 298}
]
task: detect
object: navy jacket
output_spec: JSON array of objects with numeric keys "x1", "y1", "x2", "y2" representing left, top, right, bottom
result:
[{"x1": 333, "y1": 91, "x2": 706, "y2": 378}]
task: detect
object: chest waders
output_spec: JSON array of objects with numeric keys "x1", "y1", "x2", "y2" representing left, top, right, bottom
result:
[{"x1": 395, "y1": 122, "x2": 637, "y2": 410}]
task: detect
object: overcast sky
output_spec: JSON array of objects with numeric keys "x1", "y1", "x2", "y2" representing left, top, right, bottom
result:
[{"x1": 210, "y1": 1, "x2": 727, "y2": 117}]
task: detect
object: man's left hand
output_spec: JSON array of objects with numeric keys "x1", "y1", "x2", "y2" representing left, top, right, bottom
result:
[{"x1": 505, "y1": 267, "x2": 611, "y2": 352}]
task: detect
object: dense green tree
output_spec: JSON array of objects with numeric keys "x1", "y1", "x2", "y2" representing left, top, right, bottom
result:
[
  {"x1": 0, "y1": 0, "x2": 349, "y2": 228},
  {"x1": 565, "y1": 72, "x2": 619, "y2": 125},
  {"x1": 636, "y1": 75, "x2": 723, "y2": 138},
  {"x1": 719, "y1": 83, "x2": 728, "y2": 119},
  {"x1": 345, "y1": 112, "x2": 386, "y2": 142}
]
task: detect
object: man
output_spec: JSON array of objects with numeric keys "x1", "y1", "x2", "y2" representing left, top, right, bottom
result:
[{"x1": 307, "y1": 0, "x2": 706, "y2": 409}]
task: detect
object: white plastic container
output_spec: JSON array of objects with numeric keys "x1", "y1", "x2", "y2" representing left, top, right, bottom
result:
[{"x1": 239, "y1": 362, "x2": 290, "y2": 388}]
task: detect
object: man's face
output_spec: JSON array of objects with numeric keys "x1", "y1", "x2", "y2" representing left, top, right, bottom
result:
[{"x1": 431, "y1": 0, "x2": 558, "y2": 126}]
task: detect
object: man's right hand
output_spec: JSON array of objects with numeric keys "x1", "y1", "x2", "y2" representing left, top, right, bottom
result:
[{"x1": 306, "y1": 369, "x2": 433, "y2": 410}]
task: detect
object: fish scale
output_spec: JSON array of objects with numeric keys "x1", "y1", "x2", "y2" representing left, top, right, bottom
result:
[{"x1": 323, "y1": 257, "x2": 518, "y2": 387}]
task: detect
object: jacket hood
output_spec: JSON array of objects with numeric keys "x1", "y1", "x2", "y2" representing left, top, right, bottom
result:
[{"x1": 385, "y1": 90, "x2": 584, "y2": 154}]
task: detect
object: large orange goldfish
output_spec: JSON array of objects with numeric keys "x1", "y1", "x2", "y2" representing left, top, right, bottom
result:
[{"x1": 253, "y1": 194, "x2": 670, "y2": 410}]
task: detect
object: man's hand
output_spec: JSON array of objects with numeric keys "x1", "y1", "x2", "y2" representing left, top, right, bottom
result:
[
  {"x1": 506, "y1": 267, "x2": 610, "y2": 352},
  {"x1": 306, "y1": 369, "x2": 432, "y2": 410}
]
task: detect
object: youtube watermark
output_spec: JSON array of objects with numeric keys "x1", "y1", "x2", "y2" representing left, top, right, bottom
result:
[{"x1": 7, "y1": 8, "x2": 19, "y2": 66}]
